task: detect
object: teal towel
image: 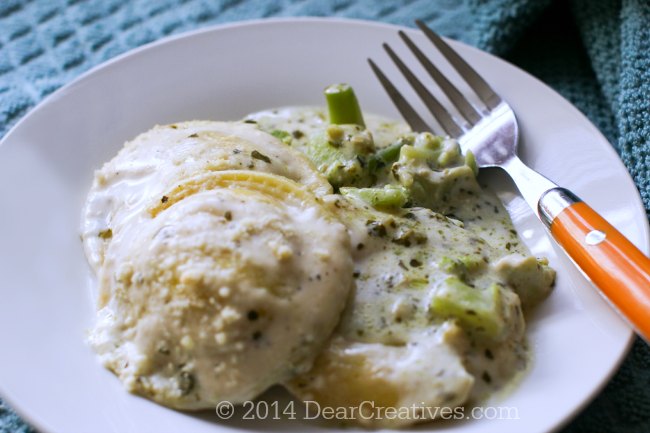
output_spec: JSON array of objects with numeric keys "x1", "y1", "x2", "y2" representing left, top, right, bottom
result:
[{"x1": 0, "y1": 1, "x2": 648, "y2": 432}]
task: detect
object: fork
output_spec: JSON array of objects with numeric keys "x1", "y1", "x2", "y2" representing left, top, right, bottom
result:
[{"x1": 369, "y1": 20, "x2": 650, "y2": 342}]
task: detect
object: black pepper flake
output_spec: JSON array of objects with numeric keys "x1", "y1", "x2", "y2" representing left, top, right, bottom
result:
[
  {"x1": 398, "y1": 260, "x2": 408, "y2": 271},
  {"x1": 409, "y1": 258, "x2": 422, "y2": 267},
  {"x1": 366, "y1": 220, "x2": 387, "y2": 237},
  {"x1": 161, "y1": 195, "x2": 169, "y2": 203},
  {"x1": 292, "y1": 130, "x2": 304, "y2": 139},
  {"x1": 179, "y1": 371, "x2": 195, "y2": 395},
  {"x1": 392, "y1": 230, "x2": 427, "y2": 247},
  {"x1": 243, "y1": 119, "x2": 257, "y2": 124},
  {"x1": 357, "y1": 243, "x2": 365, "y2": 250},
  {"x1": 224, "y1": 211, "x2": 232, "y2": 221},
  {"x1": 393, "y1": 238, "x2": 411, "y2": 247},
  {"x1": 188, "y1": 133, "x2": 198, "y2": 138},
  {"x1": 233, "y1": 148, "x2": 242, "y2": 154},
  {"x1": 353, "y1": 271, "x2": 361, "y2": 278},
  {"x1": 485, "y1": 349, "x2": 494, "y2": 360},
  {"x1": 482, "y1": 371, "x2": 492, "y2": 384},
  {"x1": 98, "y1": 228, "x2": 112, "y2": 240},
  {"x1": 169, "y1": 124, "x2": 177, "y2": 129},
  {"x1": 252, "y1": 331, "x2": 263, "y2": 341},
  {"x1": 315, "y1": 274, "x2": 321, "y2": 281},
  {"x1": 251, "y1": 150, "x2": 272, "y2": 163},
  {"x1": 247, "y1": 310, "x2": 259, "y2": 321}
]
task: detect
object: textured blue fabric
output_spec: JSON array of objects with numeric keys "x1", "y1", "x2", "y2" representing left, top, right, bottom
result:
[{"x1": 1, "y1": 0, "x2": 649, "y2": 432}]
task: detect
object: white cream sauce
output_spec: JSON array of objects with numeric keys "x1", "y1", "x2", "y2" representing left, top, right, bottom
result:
[{"x1": 248, "y1": 107, "x2": 555, "y2": 427}]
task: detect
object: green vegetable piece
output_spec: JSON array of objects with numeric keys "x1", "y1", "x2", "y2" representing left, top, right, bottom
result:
[
  {"x1": 414, "y1": 132, "x2": 442, "y2": 150},
  {"x1": 324, "y1": 83, "x2": 366, "y2": 127},
  {"x1": 439, "y1": 254, "x2": 485, "y2": 279},
  {"x1": 465, "y1": 150, "x2": 479, "y2": 176},
  {"x1": 397, "y1": 134, "x2": 465, "y2": 171},
  {"x1": 270, "y1": 129, "x2": 292, "y2": 145},
  {"x1": 304, "y1": 125, "x2": 374, "y2": 188},
  {"x1": 430, "y1": 277, "x2": 505, "y2": 340},
  {"x1": 391, "y1": 135, "x2": 479, "y2": 212},
  {"x1": 377, "y1": 142, "x2": 404, "y2": 164},
  {"x1": 437, "y1": 148, "x2": 457, "y2": 166},
  {"x1": 400, "y1": 144, "x2": 437, "y2": 161},
  {"x1": 495, "y1": 255, "x2": 556, "y2": 308},
  {"x1": 373, "y1": 137, "x2": 412, "y2": 165},
  {"x1": 340, "y1": 185, "x2": 409, "y2": 209},
  {"x1": 367, "y1": 137, "x2": 411, "y2": 174}
]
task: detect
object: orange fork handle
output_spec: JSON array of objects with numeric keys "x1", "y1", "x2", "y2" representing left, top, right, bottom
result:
[{"x1": 550, "y1": 201, "x2": 650, "y2": 341}]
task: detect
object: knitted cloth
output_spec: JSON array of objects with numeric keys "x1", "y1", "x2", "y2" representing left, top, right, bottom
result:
[{"x1": 1, "y1": 0, "x2": 649, "y2": 432}]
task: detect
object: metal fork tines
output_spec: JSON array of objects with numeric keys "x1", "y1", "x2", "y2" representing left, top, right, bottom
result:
[
  {"x1": 368, "y1": 19, "x2": 558, "y2": 220},
  {"x1": 368, "y1": 20, "x2": 505, "y2": 151},
  {"x1": 368, "y1": 21, "x2": 650, "y2": 345}
]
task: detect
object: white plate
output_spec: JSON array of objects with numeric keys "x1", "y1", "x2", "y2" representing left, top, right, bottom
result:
[{"x1": 0, "y1": 17, "x2": 646, "y2": 433}]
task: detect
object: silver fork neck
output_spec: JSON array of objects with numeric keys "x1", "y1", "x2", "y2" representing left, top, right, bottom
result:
[
  {"x1": 501, "y1": 156, "x2": 559, "y2": 219},
  {"x1": 459, "y1": 102, "x2": 519, "y2": 167}
]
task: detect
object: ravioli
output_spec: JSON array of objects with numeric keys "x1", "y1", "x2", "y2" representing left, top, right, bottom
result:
[
  {"x1": 82, "y1": 121, "x2": 331, "y2": 271},
  {"x1": 83, "y1": 123, "x2": 353, "y2": 409}
]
